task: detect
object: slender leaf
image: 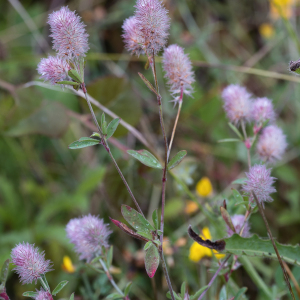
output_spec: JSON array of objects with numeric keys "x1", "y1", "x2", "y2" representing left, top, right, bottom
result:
[
  {"x1": 56, "y1": 81, "x2": 80, "y2": 86},
  {"x1": 218, "y1": 138, "x2": 241, "y2": 143},
  {"x1": 69, "y1": 293, "x2": 74, "y2": 300},
  {"x1": 101, "y1": 113, "x2": 107, "y2": 135},
  {"x1": 228, "y1": 123, "x2": 244, "y2": 140},
  {"x1": 105, "y1": 293, "x2": 123, "y2": 299},
  {"x1": 181, "y1": 282, "x2": 186, "y2": 298},
  {"x1": 127, "y1": 150, "x2": 163, "y2": 169},
  {"x1": 69, "y1": 137, "x2": 100, "y2": 149},
  {"x1": 52, "y1": 280, "x2": 68, "y2": 295},
  {"x1": 190, "y1": 285, "x2": 209, "y2": 300},
  {"x1": 232, "y1": 189, "x2": 244, "y2": 203},
  {"x1": 106, "y1": 246, "x2": 113, "y2": 268},
  {"x1": 234, "y1": 287, "x2": 247, "y2": 300},
  {"x1": 0, "y1": 260, "x2": 9, "y2": 287},
  {"x1": 232, "y1": 178, "x2": 247, "y2": 185},
  {"x1": 79, "y1": 58, "x2": 85, "y2": 80},
  {"x1": 90, "y1": 132, "x2": 101, "y2": 139},
  {"x1": 152, "y1": 210, "x2": 159, "y2": 230},
  {"x1": 167, "y1": 150, "x2": 187, "y2": 170},
  {"x1": 138, "y1": 72, "x2": 159, "y2": 96},
  {"x1": 219, "y1": 285, "x2": 227, "y2": 300},
  {"x1": 145, "y1": 244, "x2": 159, "y2": 278},
  {"x1": 106, "y1": 118, "x2": 120, "y2": 139},
  {"x1": 22, "y1": 292, "x2": 37, "y2": 298},
  {"x1": 166, "y1": 291, "x2": 181, "y2": 300},
  {"x1": 124, "y1": 282, "x2": 132, "y2": 296},
  {"x1": 144, "y1": 241, "x2": 152, "y2": 251},
  {"x1": 224, "y1": 234, "x2": 300, "y2": 266},
  {"x1": 68, "y1": 69, "x2": 83, "y2": 83},
  {"x1": 136, "y1": 231, "x2": 152, "y2": 240}
]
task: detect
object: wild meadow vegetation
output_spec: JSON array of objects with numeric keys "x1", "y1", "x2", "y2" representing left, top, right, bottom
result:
[{"x1": 1, "y1": 0, "x2": 300, "y2": 299}]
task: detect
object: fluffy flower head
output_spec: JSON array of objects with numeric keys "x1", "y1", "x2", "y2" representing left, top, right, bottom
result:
[
  {"x1": 162, "y1": 44, "x2": 195, "y2": 103},
  {"x1": 251, "y1": 97, "x2": 276, "y2": 124},
  {"x1": 226, "y1": 214, "x2": 251, "y2": 238},
  {"x1": 135, "y1": 0, "x2": 170, "y2": 55},
  {"x1": 221, "y1": 84, "x2": 252, "y2": 125},
  {"x1": 37, "y1": 56, "x2": 70, "y2": 85},
  {"x1": 122, "y1": 16, "x2": 144, "y2": 56},
  {"x1": 242, "y1": 164, "x2": 276, "y2": 207},
  {"x1": 66, "y1": 214, "x2": 112, "y2": 262},
  {"x1": 256, "y1": 125, "x2": 287, "y2": 163},
  {"x1": 35, "y1": 289, "x2": 52, "y2": 300},
  {"x1": 48, "y1": 6, "x2": 89, "y2": 59},
  {"x1": 11, "y1": 243, "x2": 53, "y2": 284}
]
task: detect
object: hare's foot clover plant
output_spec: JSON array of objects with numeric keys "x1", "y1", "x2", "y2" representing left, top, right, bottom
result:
[{"x1": 3, "y1": 1, "x2": 300, "y2": 300}]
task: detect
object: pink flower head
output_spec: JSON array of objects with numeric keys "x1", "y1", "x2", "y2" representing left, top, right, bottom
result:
[
  {"x1": 66, "y1": 214, "x2": 112, "y2": 262},
  {"x1": 11, "y1": 243, "x2": 53, "y2": 285},
  {"x1": 251, "y1": 97, "x2": 276, "y2": 124},
  {"x1": 221, "y1": 84, "x2": 252, "y2": 125},
  {"x1": 256, "y1": 125, "x2": 287, "y2": 163},
  {"x1": 226, "y1": 214, "x2": 251, "y2": 238},
  {"x1": 122, "y1": 16, "x2": 144, "y2": 56},
  {"x1": 162, "y1": 44, "x2": 195, "y2": 103},
  {"x1": 35, "y1": 289, "x2": 52, "y2": 300},
  {"x1": 48, "y1": 6, "x2": 89, "y2": 59},
  {"x1": 242, "y1": 164, "x2": 276, "y2": 207},
  {"x1": 135, "y1": 0, "x2": 170, "y2": 55},
  {"x1": 37, "y1": 56, "x2": 70, "y2": 85}
]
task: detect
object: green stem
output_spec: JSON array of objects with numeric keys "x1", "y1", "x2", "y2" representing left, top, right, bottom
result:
[{"x1": 238, "y1": 256, "x2": 272, "y2": 299}]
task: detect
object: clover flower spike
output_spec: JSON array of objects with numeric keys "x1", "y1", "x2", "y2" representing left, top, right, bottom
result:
[
  {"x1": 251, "y1": 97, "x2": 276, "y2": 124},
  {"x1": 48, "y1": 6, "x2": 89, "y2": 59},
  {"x1": 11, "y1": 243, "x2": 53, "y2": 285},
  {"x1": 35, "y1": 289, "x2": 52, "y2": 300},
  {"x1": 221, "y1": 84, "x2": 252, "y2": 125},
  {"x1": 37, "y1": 56, "x2": 70, "y2": 85},
  {"x1": 256, "y1": 125, "x2": 287, "y2": 163},
  {"x1": 242, "y1": 164, "x2": 276, "y2": 207},
  {"x1": 66, "y1": 214, "x2": 112, "y2": 262},
  {"x1": 122, "y1": 16, "x2": 144, "y2": 56},
  {"x1": 162, "y1": 44, "x2": 195, "y2": 103},
  {"x1": 135, "y1": 0, "x2": 170, "y2": 55},
  {"x1": 226, "y1": 214, "x2": 251, "y2": 238}
]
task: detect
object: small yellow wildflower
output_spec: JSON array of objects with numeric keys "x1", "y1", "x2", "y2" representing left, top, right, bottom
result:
[
  {"x1": 61, "y1": 256, "x2": 75, "y2": 273},
  {"x1": 185, "y1": 201, "x2": 198, "y2": 214},
  {"x1": 189, "y1": 227, "x2": 225, "y2": 262},
  {"x1": 259, "y1": 23, "x2": 274, "y2": 38},
  {"x1": 270, "y1": 0, "x2": 293, "y2": 20},
  {"x1": 196, "y1": 177, "x2": 213, "y2": 197}
]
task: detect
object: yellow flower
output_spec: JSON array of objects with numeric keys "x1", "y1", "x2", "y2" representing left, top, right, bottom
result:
[
  {"x1": 196, "y1": 177, "x2": 213, "y2": 197},
  {"x1": 189, "y1": 227, "x2": 225, "y2": 262},
  {"x1": 61, "y1": 256, "x2": 75, "y2": 273},
  {"x1": 270, "y1": 0, "x2": 293, "y2": 20},
  {"x1": 185, "y1": 201, "x2": 198, "y2": 214},
  {"x1": 259, "y1": 23, "x2": 274, "y2": 38}
]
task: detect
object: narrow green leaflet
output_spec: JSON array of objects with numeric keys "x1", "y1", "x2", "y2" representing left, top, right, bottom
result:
[
  {"x1": 101, "y1": 113, "x2": 107, "y2": 135},
  {"x1": 52, "y1": 280, "x2": 68, "y2": 295},
  {"x1": 145, "y1": 244, "x2": 159, "y2": 278},
  {"x1": 69, "y1": 137, "x2": 100, "y2": 149},
  {"x1": 228, "y1": 123, "x2": 244, "y2": 140},
  {"x1": 232, "y1": 178, "x2": 247, "y2": 185},
  {"x1": 181, "y1": 282, "x2": 186, "y2": 298},
  {"x1": 105, "y1": 293, "x2": 124, "y2": 299},
  {"x1": 232, "y1": 189, "x2": 244, "y2": 203},
  {"x1": 0, "y1": 259, "x2": 9, "y2": 288},
  {"x1": 69, "y1": 293, "x2": 74, "y2": 300},
  {"x1": 144, "y1": 241, "x2": 152, "y2": 251},
  {"x1": 23, "y1": 292, "x2": 38, "y2": 298},
  {"x1": 56, "y1": 81, "x2": 80, "y2": 86},
  {"x1": 68, "y1": 69, "x2": 83, "y2": 83},
  {"x1": 219, "y1": 285, "x2": 227, "y2": 300},
  {"x1": 218, "y1": 138, "x2": 241, "y2": 143},
  {"x1": 166, "y1": 291, "x2": 181, "y2": 300},
  {"x1": 190, "y1": 285, "x2": 209, "y2": 300},
  {"x1": 136, "y1": 230, "x2": 153, "y2": 240},
  {"x1": 138, "y1": 72, "x2": 159, "y2": 96},
  {"x1": 167, "y1": 150, "x2": 187, "y2": 170},
  {"x1": 121, "y1": 205, "x2": 154, "y2": 234},
  {"x1": 152, "y1": 209, "x2": 159, "y2": 230},
  {"x1": 234, "y1": 287, "x2": 247, "y2": 300},
  {"x1": 127, "y1": 150, "x2": 163, "y2": 169},
  {"x1": 224, "y1": 234, "x2": 300, "y2": 266},
  {"x1": 106, "y1": 246, "x2": 113, "y2": 268},
  {"x1": 106, "y1": 118, "x2": 120, "y2": 139},
  {"x1": 124, "y1": 282, "x2": 132, "y2": 296}
]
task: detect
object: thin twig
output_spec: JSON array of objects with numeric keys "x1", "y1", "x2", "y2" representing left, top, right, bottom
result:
[
  {"x1": 252, "y1": 192, "x2": 295, "y2": 300},
  {"x1": 282, "y1": 261, "x2": 300, "y2": 299}
]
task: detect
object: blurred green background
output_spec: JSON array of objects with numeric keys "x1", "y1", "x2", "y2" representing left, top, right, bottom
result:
[{"x1": 1, "y1": 0, "x2": 300, "y2": 299}]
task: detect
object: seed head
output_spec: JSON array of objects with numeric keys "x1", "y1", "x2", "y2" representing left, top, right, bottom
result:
[
  {"x1": 251, "y1": 97, "x2": 276, "y2": 124},
  {"x1": 35, "y1": 289, "x2": 52, "y2": 300},
  {"x1": 135, "y1": 0, "x2": 170, "y2": 55},
  {"x1": 122, "y1": 16, "x2": 144, "y2": 56},
  {"x1": 11, "y1": 243, "x2": 53, "y2": 285},
  {"x1": 242, "y1": 164, "x2": 276, "y2": 207},
  {"x1": 256, "y1": 125, "x2": 287, "y2": 163},
  {"x1": 162, "y1": 44, "x2": 195, "y2": 103},
  {"x1": 66, "y1": 214, "x2": 112, "y2": 262},
  {"x1": 221, "y1": 84, "x2": 252, "y2": 125},
  {"x1": 226, "y1": 214, "x2": 250, "y2": 238},
  {"x1": 48, "y1": 6, "x2": 89, "y2": 59},
  {"x1": 37, "y1": 56, "x2": 70, "y2": 85}
]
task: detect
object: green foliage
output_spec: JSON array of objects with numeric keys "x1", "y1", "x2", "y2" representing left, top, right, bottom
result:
[
  {"x1": 127, "y1": 149, "x2": 163, "y2": 169},
  {"x1": 68, "y1": 137, "x2": 100, "y2": 149},
  {"x1": 52, "y1": 280, "x2": 69, "y2": 295},
  {"x1": 167, "y1": 150, "x2": 187, "y2": 170},
  {"x1": 144, "y1": 243, "x2": 159, "y2": 278}
]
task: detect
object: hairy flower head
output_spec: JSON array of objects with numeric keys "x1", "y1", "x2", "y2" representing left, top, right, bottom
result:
[
  {"x1": 256, "y1": 125, "x2": 287, "y2": 163},
  {"x1": 251, "y1": 97, "x2": 276, "y2": 124},
  {"x1": 48, "y1": 6, "x2": 89, "y2": 59},
  {"x1": 135, "y1": 0, "x2": 170, "y2": 55},
  {"x1": 37, "y1": 56, "x2": 70, "y2": 85},
  {"x1": 11, "y1": 243, "x2": 53, "y2": 284},
  {"x1": 122, "y1": 16, "x2": 144, "y2": 56},
  {"x1": 162, "y1": 44, "x2": 195, "y2": 103},
  {"x1": 242, "y1": 164, "x2": 276, "y2": 207},
  {"x1": 221, "y1": 84, "x2": 252, "y2": 125},
  {"x1": 66, "y1": 214, "x2": 112, "y2": 262},
  {"x1": 226, "y1": 214, "x2": 250, "y2": 238},
  {"x1": 35, "y1": 289, "x2": 52, "y2": 300}
]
